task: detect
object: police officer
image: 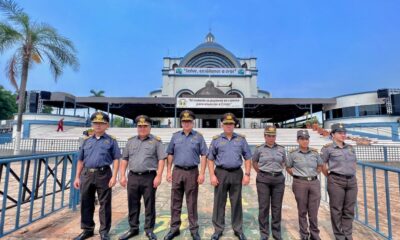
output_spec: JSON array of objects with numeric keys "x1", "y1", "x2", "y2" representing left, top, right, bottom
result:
[
  {"x1": 321, "y1": 123, "x2": 357, "y2": 240},
  {"x1": 207, "y1": 113, "x2": 252, "y2": 240},
  {"x1": 73, "y1": 112, "x2": 121, "y2": 240},
  {"x1": 286, "y1": 130, "x2": 323, "y2": 240},
  {"x1": 164, "y1": 110, "x2": 208, "y2": 240},
  {"x1": 252, "y1": 126, "x2": 286, "y2": 240},
  {"x1": 119, "y1": 115, "x2": 167, "y2": 240}
]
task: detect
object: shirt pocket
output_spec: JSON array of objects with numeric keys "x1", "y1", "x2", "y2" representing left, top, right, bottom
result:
[
  {"x1": 190, "y1": 140, "x2": 200, "y2": 150},
  {"x1": 129, "y1": 145, "x2": 139, "y2": 157},
  {"x1": 345, "y1": 150, "x2": 357, "y2": 162},
  {"x1": 259, "y1": 152, "x2": 272, "y2": 163},
  {"x1": 144, "y1": 144, "x2": 156, "y2": 157},
  {"x1": 99, "y1": 143, "x2": 112, "y2": 156}
]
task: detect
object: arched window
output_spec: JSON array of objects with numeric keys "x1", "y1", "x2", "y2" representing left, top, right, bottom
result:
[
  {"x1": 226, "y1": 89, "x2": 244, "y2": 98},
  {"x1": 176, "y1": 89, "x2": 195, "y2": 98},
  {"x1": 172, "y1": 63, "x2": 178, "y2": 69},
  {"x1": 241, "y1": 63, "x2": 248, "y2": 69}
]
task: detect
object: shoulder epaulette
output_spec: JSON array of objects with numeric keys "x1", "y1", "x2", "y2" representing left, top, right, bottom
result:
[
  {"x1": 196, "y1": 131, "x2": 203, "y2": 136},
  {"x1": 323, "y1": 143, "x2": 333, "y2": 148},
  {"x1": 289, "y1": 148, "x2": 297, "y2": 153},
  {"x1": 276, "y1": 143, "x2": 284, "y2": 148},
  {"x1": 256, "y1": 144, "x2": 263, "y2": 148},
  {"x1": 310, "y1": 148, "x2": 319, "y2": 153},
  {"x1": 83, "y1": 136, "x2": 90, "y2": 140},
  {"x1": 155, "y1": 136, "x2": 162, "y2": 141},
  {"x1": 212, "y1": 135, "x2": 220, "y2": 140},
  {"x1": 237, "y1": 133, "x2": 246, "y2": 138},
  {"x1": 128, "y1": 135, "x2": 136, "y2": 140},
  {"x1": 174, "y1": 130, "x2": 180, "y2": 134},
  {"x1": 109, "y1": 135, "x2": 117, "y2": 140}
]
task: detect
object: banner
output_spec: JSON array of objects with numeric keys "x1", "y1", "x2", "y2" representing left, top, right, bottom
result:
[
  {"x1": 173, "y1": 67, "x2": 246, "y2": 76},
  {"x1": 176, "y1": 97, "x2": 243, "y2": 109}
]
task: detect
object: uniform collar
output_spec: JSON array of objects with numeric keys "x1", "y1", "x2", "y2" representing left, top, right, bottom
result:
[
  {"x1": 180, "y1": 129, "x2": 195, "y2": 136},
  {"x1": 264, "y1": 143, "x2": 277, "y2": 148},
  {"x1": 91, "y1": 133, "x2": 108, "y2": 140},
  {"x1": 221, "y1": 132, "x2": 237, "y2": 139},
  {"x1": 297, "y1": 147, "x2": 311, "y2": 153},
  {"x1": 136, "y1": 134, "x2": 153, "y2": 141},
  {"x1": 332, "y1": 140, "x2": 348, "y2": 149}
]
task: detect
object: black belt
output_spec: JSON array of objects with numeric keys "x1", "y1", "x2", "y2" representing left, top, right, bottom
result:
[
  {"x1": 85, "y1": 166, "x2": 110, "y2": 173},
  {"x1": 130, "y1": 170, "x2": 156, "y2": 176},
  {"x1": 216, "y1": 166, "x2": 241, "y2": 172},
  {"x1": 260, "y1": 170, "x2": 283, "y2": 176},
  {"x1": 293, "y1": 175, "x2": 318, "y2": 181},
  {"x1": 174, "y1": 165, "x2": 197, "y2": 170},
  {"x1": 330, "y1": 172, "x2": 354, "y2": 179}
]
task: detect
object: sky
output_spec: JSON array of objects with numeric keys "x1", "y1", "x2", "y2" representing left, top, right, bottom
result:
[{"x1": 0, "y1": 0, "x2": 399, "y2": 98}]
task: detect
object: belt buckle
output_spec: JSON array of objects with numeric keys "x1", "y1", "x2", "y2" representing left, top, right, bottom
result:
[
  {"x1": 88, "y1": 168, "x2": 95, "y2": 173},
  {"x1": 307, "y1": 177, "x2": 312, "y2": 181},
  {"x1": 137, "y1": 172, "x2": 143, "y2": 175},
  {"x1": 271, "y1": 172, "x2": 276, "y2": 176}
]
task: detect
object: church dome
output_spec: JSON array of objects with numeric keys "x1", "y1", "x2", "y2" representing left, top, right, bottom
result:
[
  {"x1": 179, "y1": 33, "x2": 240, "y2": 68},
  {"x1": 195, "y1": 81, "x2": 225, "y2": 96}
]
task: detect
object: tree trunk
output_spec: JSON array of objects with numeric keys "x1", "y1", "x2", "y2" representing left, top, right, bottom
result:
[{"x1": 14, "y1": 57, "x2": 29, "y2": 152}]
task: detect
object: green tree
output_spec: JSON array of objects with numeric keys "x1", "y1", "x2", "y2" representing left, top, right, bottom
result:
[
  {"x1": 0, "y1": 0, "x2": 79, "y2": 150},
  {"x1": 41, "y1": 105, "x2": 53, "y2": 114},
  {"x1": 90, "y1": 89, "x2": 105, "y2": 97},
  {"x1": 111, "y1": 116, "x2": 133, "y2": 127},
  {"x1": 0, "y1": 85, "x2": 17, "y2": 120}
]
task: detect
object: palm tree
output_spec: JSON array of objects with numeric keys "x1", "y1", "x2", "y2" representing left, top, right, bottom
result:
[
  {"x1": 0, "y1": 0, "x2": 79, "y2": 151},
  {"x1": 90, "y1": 89, "x2": 105, "y2": 97}
]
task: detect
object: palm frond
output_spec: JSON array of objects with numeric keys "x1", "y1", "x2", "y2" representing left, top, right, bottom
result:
[
  {"x1": 42, "y1": 50, "x2": 63, "y2": 81},
  {"x1": 5, "y1": 53, "x2": 19, "y2": 91},
  {"x1": 0, "y1": 22, "x2": 22, "y2": 52},
  {"x1": 0, "y1": 0, "x2": 30, "y2": 32}
]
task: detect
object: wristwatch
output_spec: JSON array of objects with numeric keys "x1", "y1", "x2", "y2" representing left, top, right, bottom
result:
[{"x1": 245, "y1": 172, "x2": 251, "y2": 177}]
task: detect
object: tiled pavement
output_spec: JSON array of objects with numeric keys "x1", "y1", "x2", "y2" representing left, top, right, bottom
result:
[{"x1": 7, "y1": 170, "x2": 384, "y2": 240}]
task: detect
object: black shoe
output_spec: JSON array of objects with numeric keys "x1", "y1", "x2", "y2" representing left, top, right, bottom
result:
[
  {"x1": 119, "y1": 229, "x2": 139, "y2": 240},
  {"x1": 73, "y1": 230, "x2": 94, "y2": 240},
  {"x1": 164, "y1": 230, "x2": 180, "y2": 240},
  {"x1": 100, "y1": 233, "x2": 110, "y2": 240},
  {"x1": 147, "y1": 231, "x2": 157, "y2": 240},
  {"x1": 192, "y1": 231, "x2": 201, "y2": 240},
  {"x1": 210, "y1": 232, "x2": 222, "y2": 240},
  {"x1": 234, "y1": 232, "x2": 247, "y2": 240}
]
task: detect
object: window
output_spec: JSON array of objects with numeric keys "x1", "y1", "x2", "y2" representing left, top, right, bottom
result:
[
  {"x1": 332, "y1": 108, "x2": 343, "y2": 118},
  {"x1": 342, "y1": 107, "x2": 356, "y2": 117},
  {"x1": 359, "y1": 104, "x2": 387, "y2": 116}
]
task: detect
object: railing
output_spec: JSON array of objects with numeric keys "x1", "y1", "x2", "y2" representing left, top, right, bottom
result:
[
  {"x1": 0, "y1": 152, "x2": 79, "y2": 237},
  {"x1": 355, "y1": 161, "x2": 399, "y2": 239},
  {"x1": 1, "y1": 140, "x2": 400, "y2": 238}
]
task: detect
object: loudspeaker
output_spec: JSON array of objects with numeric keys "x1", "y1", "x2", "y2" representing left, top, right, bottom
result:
[
  {"x1": 40, "y1": 91, "x2": 51, "y2": 100},
  {"x1": 391, "y1": 94, "x2": 400, "y2": 115},
  {"x1": 28, "y1": 92, "x2": 38, "y2": 113},
  {"x1": 377, "y1": 89, "x2": 389, "y2": 98}
]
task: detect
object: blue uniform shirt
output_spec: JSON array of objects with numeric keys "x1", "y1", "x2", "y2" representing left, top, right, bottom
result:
[
  {"x1": 166, "y1": 130, "x2": 208, "y2": 167},
  {"x1": 78, "y1": 133, "x2": 121, "y2": 168},
  {"x1": 207, "y1": 132, "x2": 252, "y2": 169}
]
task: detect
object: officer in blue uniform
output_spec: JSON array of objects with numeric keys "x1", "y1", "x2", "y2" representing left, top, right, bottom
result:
[
  {"x1": 207, "y1": 113, "x2": 252, "y2": 240},
  {"x1": 164, "y1": 110, "x2": 208, "y2": 240},
  {"x1": 73, "y1": 112, "x2": 121, "y2": 240}
]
